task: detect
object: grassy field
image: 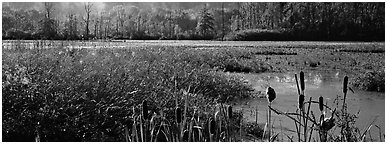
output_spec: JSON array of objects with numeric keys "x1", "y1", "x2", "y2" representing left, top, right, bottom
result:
[{"x1": 2, "y1": 40, "x2": 384, "y2": 142}]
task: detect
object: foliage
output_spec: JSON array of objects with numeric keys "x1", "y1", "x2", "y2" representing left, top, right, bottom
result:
[
  {"x1": 38, "y1": 18, "x2": 59, "y2": 40},
  {"x1": 196, "y1": 7, "x2": 215, "y2": 39},
  {"x1": 351, "y1": 71, "x2": 385, "y2": 92},
  {"x1": 2, "y1": 2, "x2": 384, "y2": 41}
]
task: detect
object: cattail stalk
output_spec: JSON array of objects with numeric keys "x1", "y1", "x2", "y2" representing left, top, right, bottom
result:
[
  {"x1": 300, "y1": 71, "x2": 305, "y2": 95},
  {"x1": 266, "y1": 87, "x2": 276, "y2": 142},
  {"x1": 299, "y1": 95, "x2": 305, "y2": 110},
  {"x1": 268, "y1": 106, "x2": 271, "y2": 142},
  {"x1": 342, "y1": 76, "x2": 350, "y2": 142},
  {"x1": 298, "y1": 94, "x2": 305, "y2": 141},
  {"x1": 342, "y1": 76, "x2": 348, "y2": 109},
  {"x1": 304, "y1": 97, "x2": 312, "y2": 141},
  {"x1": 318, "y1": 96, "x2": 325, "y2": 141},
  {"x1": 319, "y1": 96, "x2": 324, "y2": 112}
]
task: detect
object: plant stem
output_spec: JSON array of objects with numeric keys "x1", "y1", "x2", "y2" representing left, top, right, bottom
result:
[
  {"x1": 305, "y1": 97, "x2": 312, "y2": 141},
  {"x1": 268, "y1": 102, "x2": 271, "y2": 142}
]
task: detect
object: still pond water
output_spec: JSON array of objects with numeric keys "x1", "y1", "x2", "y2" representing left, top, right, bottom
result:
[{"x1": 233, "y1": 70, "x2": 384, "y2": 141}]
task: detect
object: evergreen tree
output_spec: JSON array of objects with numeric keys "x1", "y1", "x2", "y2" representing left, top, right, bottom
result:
[{"x1": 196, "y1": 7, "x2": 215, "y2": 39}]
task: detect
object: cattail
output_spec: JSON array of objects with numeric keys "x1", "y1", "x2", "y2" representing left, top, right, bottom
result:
[
  {"x1": 343, "y1": 76, "x2": 348, "y2": 94},
  {"x1": 227, "y1": 105, "x2": 233, "y2": 119},
  {"x1": 175, "y1": 107, "x2": 182, "y2": 123},
  {"x1": 266, "y1": 87, "x2": 276, "y2": 103},
  {"x1": 142, "y1": 100, "x2": 148, "y2": 120},
  {"x1": 209, "y1": 118, "x2": 216, "y2": 135},
  {"x1": 298, "y1": 94, "x2": 305, "y2": 109},
  {"x1": 319, "y1": 96, "x2": 324, "y2": 112},
  {"x1": 300, "y1": 71, "x2": 305, "y2": 91}
]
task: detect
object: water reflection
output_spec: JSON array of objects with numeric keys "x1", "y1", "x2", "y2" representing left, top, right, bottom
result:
[
  {"x1": 261, "y1": 70, "x2": 345, "y2": 88},
  {"x1": 234, "y1": 70, "x2": 385, "y2": 141}
]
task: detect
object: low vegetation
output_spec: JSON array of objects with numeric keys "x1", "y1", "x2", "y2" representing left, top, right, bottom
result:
[
  {"x1": 2, "y1": 41, "x2": 384, "y2": 141},
  {"x1": 2, "y1": 47, "x2": 256, "y2": 141}
]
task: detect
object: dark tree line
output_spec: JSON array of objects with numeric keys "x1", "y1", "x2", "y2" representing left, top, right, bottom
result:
[{"x1": 2, "y1": 2, "x2": 384, "y2": 41}]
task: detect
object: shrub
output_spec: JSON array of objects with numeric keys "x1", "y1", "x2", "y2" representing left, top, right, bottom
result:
[{"x1": 351, "y1": 71, "x2": 384, "y2": 92}]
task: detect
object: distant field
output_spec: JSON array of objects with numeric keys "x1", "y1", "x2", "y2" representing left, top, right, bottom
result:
[{"x1": 3, "y1": 40, "x2": 384, "y2": 97}]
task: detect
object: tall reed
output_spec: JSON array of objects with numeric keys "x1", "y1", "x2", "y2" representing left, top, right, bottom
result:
[
  {"x1": 266, "y1": 87, "x2": 276, "y2": 142},
  {"x1": 342, "y1": 76, "x2": 349, "y2": 109}
]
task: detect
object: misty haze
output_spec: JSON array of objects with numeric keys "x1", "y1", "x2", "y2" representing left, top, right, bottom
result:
[{"x1": 2, "y1": 2, "x2": 385, "y2": 142}]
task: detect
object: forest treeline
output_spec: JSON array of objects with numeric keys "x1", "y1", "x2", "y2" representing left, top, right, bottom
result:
[{"x1": 2, "y1": 2, "x2": 384, "y2": 41}]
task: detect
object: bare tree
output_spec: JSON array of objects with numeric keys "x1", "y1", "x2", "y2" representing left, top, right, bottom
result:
[
  {"x1": 83, "y1": 2, "x2": 93, "y2": 40},
  {"x1": 44, "y1": 2, "x2": 54, "y2": 19},
  {"x1": 221, "y1": 2, "x2": 225, "y2": 41},
  {"x1": 41, "y1": 2, "x2": 57, "y2": 39}
]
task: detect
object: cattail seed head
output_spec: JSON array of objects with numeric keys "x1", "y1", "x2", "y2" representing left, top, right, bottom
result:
[
  {"x1": 299, "y1": 94, "x2": 305, "y2": 109},
  {"x1": 300, "y1": 71, "x2": 305, "y2": 91},
  {"x1": 175, "y1": 107, "x2": 182, "y2": 123},
  {"x1": 266, "y1": 87, "x2": 276, "y2": 103},
  {"x1": 142, "y1": 100, "x2": 148, "y2": 120},
  {"x1": 343, "y1": 76, "x2": 348, "y2": 94},
  {"x1": 209, "y1": 118, "x2": 216, "y2": 135},
  {"x1": 319, "y1": 96, "x2": 324, "y2": 112},
  {"x1": 227, "y1": 105, "x2": 233, "y2": 119}
]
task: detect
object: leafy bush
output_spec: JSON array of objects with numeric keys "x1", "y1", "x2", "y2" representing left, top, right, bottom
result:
[{"x1": 351, "y1": 71, "x2": 384, "y2": 92}]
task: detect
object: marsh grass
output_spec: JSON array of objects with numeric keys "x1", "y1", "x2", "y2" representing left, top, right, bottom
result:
[
  {"x1": 2, "y1": 46, "x2": 252, "y2": 141},
  {"x1": 2, "y1": 41, "x2": 384, "y2": 142}
]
